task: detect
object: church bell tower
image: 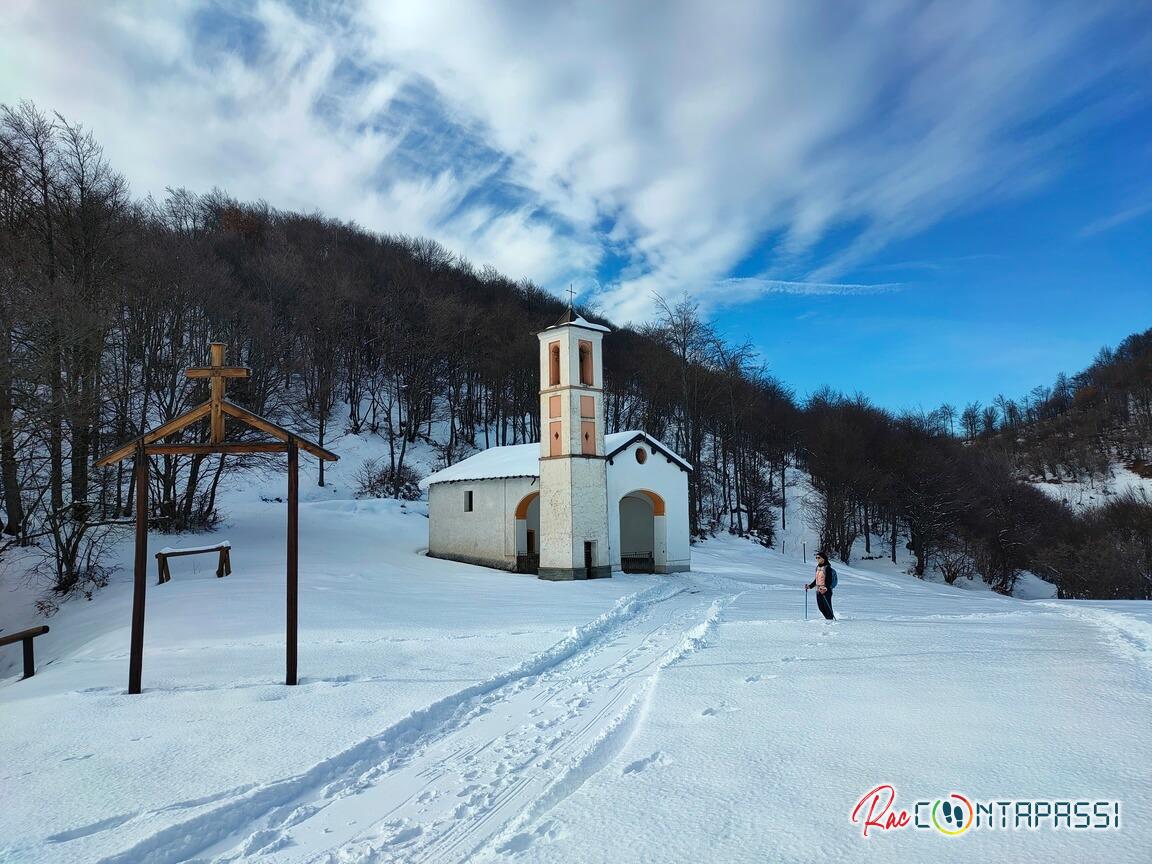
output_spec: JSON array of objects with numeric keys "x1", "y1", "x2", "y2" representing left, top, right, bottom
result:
[{"x1": 536, "y1": 307, "x2": 612, "y2": 580}]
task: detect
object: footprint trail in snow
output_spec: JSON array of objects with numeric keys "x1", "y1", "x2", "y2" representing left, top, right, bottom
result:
[{"x1": 184, "y1": 583, "x2": 731, "y2": 864}]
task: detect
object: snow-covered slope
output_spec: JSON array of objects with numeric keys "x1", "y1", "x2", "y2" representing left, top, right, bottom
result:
[
  {"x1": 1031, "y1": 462, "x2": 1152, "y2": 513},
  {"x1": 774, "y1": 469, "x2": 1057, "y2": 598},
  {"x1": 2, "y1": 465, "x2": 1149, "y2": 863}
]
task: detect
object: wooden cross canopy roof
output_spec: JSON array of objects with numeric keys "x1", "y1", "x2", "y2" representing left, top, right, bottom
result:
[{"x1": 95, "y1": 342, "x2": 338, "y2": 467}]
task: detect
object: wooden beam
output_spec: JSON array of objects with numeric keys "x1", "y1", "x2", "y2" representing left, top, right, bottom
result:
[
  {"x1": 144, "y1": 442, "x2": 290, "y2": 456},
  {"x1": 185, "y1": 367, "x2": 251, "y2": 379},
  {"x1": 155, "y1": 543, "x2": 229, "y2": 559},
  {"x1": 220, "y1": 401, "x2": 339, "y2": 461},
  {"x1": 211, "y1": 343, "x2": 225, "y2": 445},
  {"x1": 95, "y1": 401, "x2": 213, "y2": 467},
  {"x1": 0, "y1": 625, "x2": 48, "y2": 648}
]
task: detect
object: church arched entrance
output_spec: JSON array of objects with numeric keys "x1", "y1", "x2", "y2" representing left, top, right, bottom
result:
[
  {"x1": 514, "y1": 491, "x2": 540, "y2": 573},
  {"x1": 619, "y1": 490, "x2": 667, "y2": 573}
]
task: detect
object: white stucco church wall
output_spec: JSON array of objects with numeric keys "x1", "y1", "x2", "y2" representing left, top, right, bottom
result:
[
  {"x1": 426, "y1": 475, "x2": 538, "y2": 572},
  {"x1": 605, "y1": 435, "x2": 691, "y2": 573},
  {"x1": 420, "y1": 309, "x2": 692, "y2": 579}
]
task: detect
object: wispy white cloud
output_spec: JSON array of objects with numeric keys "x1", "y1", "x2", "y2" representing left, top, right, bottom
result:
[
  {"x1": 863, "y1": 254, "x2": 1005, "y2": 274},
  {"x1": 2, "y1": 0, "x2": 1148, "y2": 323},
  {"x1": 617, "y1": 276, "x2": 903, "y2": 323},
  {"x1": 725, "y1": 279, "x2": 902, "y2": 296},
  {"x1": 1078, "y1": 201, "x2": 1152, "y2": 237},
  {"x1": 0, "y1": 0, "x2": 597, "y2": 288},
  {"x1": 354, "y1": 0, "x2": 1148, "y2": 318}
]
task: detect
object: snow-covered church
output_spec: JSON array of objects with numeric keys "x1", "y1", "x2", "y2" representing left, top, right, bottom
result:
[{"x1": 421, "y1": 309, "x2": 691, "y2": 579}]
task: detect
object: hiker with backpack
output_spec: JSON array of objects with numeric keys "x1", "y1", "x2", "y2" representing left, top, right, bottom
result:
[{"x1": 805, "y1": 551, "x2": 837, "y2": 620}]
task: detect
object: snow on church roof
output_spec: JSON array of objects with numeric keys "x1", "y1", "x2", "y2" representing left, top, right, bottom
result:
[
  {"x1": 419, "y1": 431, "x2": 691, "y2": 488},
  {"x1": 544, "y1": 307, "x2": 611, "y2": 333},
  {"x1": 420, "y1": 441, "x2": 540, "y2": 488}
]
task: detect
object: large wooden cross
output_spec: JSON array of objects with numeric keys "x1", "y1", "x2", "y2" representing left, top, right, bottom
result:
[
  {"x1": 185, "y1": 342, "x2": 250, "y2": 443},
  {"x1": 95, "y1": 340, "x2": 339, "y2": 694}
]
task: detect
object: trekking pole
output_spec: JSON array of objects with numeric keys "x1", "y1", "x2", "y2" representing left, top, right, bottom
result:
[{"x1": 804, "y1": 587, "x2": 808, "y2": 620}]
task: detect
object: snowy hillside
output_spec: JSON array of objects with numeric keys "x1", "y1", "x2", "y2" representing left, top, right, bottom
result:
[
  {"x1": 774, "y1": 470, "x2": 1059, "y2": 599},
  {"x1": 2, "y1": 457, "x2": 1150, "y2": 863},
  {"x1": 1031, "y1": 462, "x2": 1152, "y2": 513}
]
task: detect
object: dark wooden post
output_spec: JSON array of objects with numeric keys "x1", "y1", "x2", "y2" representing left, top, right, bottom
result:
[
  {"x1": 22, "y1": 635, "x2": 35, "y2": 679},
  {"x1": 128, "y1": 442, "x2": 149, "y2": 694},
  {"x1": 286, "y1": 437, "x2": 299, "y2": 685}
]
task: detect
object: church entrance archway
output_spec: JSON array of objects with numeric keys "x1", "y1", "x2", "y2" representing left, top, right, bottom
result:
[
  {"x1": 515, "y1": 491, "x2": 540, "y2": 573},
  {"x1": 619, "y1": 490, "x2": 667, "y2": 573}
]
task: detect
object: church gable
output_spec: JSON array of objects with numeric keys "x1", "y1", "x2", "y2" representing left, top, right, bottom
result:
[{"x1": 604, "y1": 432, "x2": 693, "y2": 473}]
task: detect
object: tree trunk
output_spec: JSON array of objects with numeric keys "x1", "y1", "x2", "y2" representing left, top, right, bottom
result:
[
  {"x1": 779, "y1": 459, "x2": 787, "y2": 531},
  {"x1": 49, "y1": 344, "x2": 64, "y2": 511},
  {"x1": 0, "y1": 325, "x2": 23, "y2": 535}
]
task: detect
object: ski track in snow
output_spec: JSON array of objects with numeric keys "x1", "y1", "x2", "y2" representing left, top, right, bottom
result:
[
  {"x1": 76, "y1": 579, "x2": 732, "y2": 864},
  {"x1": 1039, "y1": 602, "x2": 1152, "y2": 675}
]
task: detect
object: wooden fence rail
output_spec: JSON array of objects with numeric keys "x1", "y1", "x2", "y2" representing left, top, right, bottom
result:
[{"x1": 0, "y1": 626, "x2": 50, "y2": 679}]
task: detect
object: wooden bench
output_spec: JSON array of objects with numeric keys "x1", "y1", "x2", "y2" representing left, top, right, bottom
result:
[
  {"x1": 156, "y1": 541, "x2": 232, "y2": 584},
  {"x1": 0, "y1": 626, "x2": 50, "y2": 679},
  {"x1": 621, "y1": 553, "x2": 655, "y2": 574}
]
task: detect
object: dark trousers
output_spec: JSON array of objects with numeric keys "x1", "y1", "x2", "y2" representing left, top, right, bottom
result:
[{"x1": 816, "y1": 589, "x2": 835, "y2": 620}]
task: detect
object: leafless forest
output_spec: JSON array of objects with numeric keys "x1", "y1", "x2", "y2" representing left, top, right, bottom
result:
[{"x1": 2, "y1": 102, "x2": 1149, "y2": 603}]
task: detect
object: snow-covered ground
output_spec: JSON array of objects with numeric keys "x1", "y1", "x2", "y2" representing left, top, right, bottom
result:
[
  {"x1": 1031, "y1": 462, "x2": 1152, "y2": 513},
  {"x1": 2, "y1": 455, "x2": 1150, "y2": 863}
]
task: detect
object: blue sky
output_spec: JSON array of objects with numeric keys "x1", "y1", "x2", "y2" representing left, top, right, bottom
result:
[
  {"x1": 718, "y1": 101, "x2": 1152, "y2": 410},
  {"x1": 3, "y1": 0, "x2": 1150, "y2": 411}
]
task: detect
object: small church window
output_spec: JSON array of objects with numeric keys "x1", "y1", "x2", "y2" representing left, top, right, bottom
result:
[
  {"x1": 549, "y1": 342, "x2": 561, "y2": 386},
  {"x1": 464, "y1": 490, "x2": 473, "y2": 512},
  {"x1": 635, "y1": 447, "x2": 647, "y2": 464},
  {"x1": 578, "y1": 340, "x2": 594, "y2": 386}
]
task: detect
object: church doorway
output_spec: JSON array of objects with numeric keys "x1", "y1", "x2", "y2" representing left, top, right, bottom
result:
[
  {"x1": 515, "y1": 491, "x2": 540, "y2": 573},
  {"x1": 619, "y1": 490, "x2": 666, "y2": 573}
]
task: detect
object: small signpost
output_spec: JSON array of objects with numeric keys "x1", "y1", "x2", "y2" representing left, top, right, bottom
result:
[{"x1": 96, "y1": 343, "x2": 338, "y2": 694}]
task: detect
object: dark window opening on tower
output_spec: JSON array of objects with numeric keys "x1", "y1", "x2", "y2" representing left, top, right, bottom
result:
[
  {"x1": 578, "y1": 340, "x2": 593, "y2": 386},
  {"x1": 464, "y1": 490, "x2": 473, "y2": 512},
  {"x1": 549, "y1": 341, "x2": 561, "y2": 386}
]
